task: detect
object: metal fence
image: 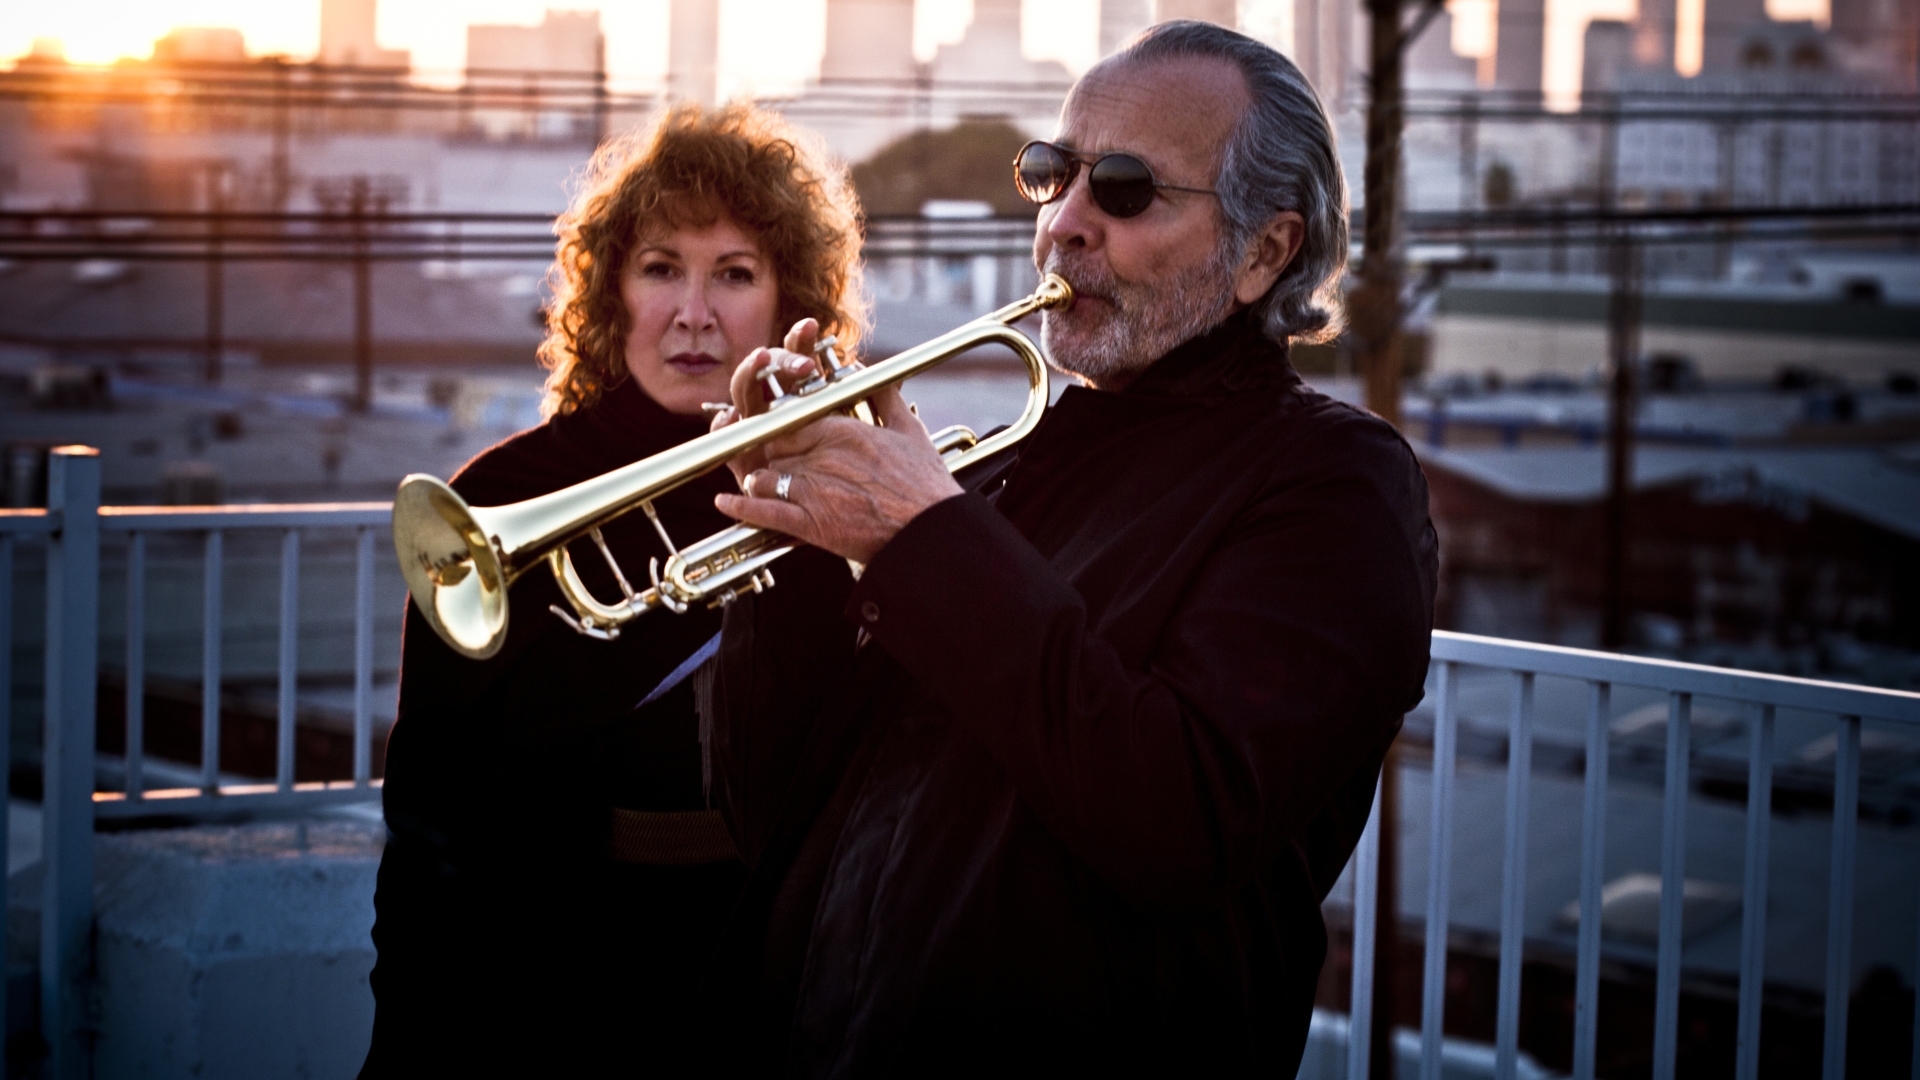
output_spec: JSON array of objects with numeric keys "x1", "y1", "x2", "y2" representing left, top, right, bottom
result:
[
  {"x1": 1338, "y1": 632, "x2": 1920, "y2": 1080},
  {"x1": 4, "y1": 445, "x2": 1920, "y2": 1078}
]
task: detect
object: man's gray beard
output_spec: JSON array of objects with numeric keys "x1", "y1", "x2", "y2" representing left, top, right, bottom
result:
[{"x1": 1039, "y1": 245, "x2": 1240, "y2": 386}]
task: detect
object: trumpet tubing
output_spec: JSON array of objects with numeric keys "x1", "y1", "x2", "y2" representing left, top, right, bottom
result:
[{"x1": 394, "y1": 274, "x2": 1073, "y2": 659}]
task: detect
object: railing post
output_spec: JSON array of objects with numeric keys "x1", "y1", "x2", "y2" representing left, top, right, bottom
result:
[
  {"x1": 353, "y1": 526, "x2": 374, "y2": 787},
  {"x1": 0, "y1": 531, "x2": 12, "y2": 1080},
  {"x1": 201, "y1": 530, "x2": 223, "y2": 793},
  {"x1": 1347, "y1": 774, "x2": 1383, "y2": 1080},
  {"x1": 42, "y1": 446, "x2": 100, "y2": 1080},
  {"x1": 1653, "y1": 692, "x2": 1692, "y2": 1080},
  {"x1": 1495, "y1": 672, "x2": 1534, "y2": 1080},
  {"x1": 1420, "y1": 662, "x2": 1459, "y2": 1080},
  {"x1": 1735, "y1": 704, "x2": 1775, "y2": 1080},
  {"x1": 276, "y1": 529, "x2": 299, "y2": 791},
  {"x1": 1572, "y1": 681, "x2": 1610, "y2": 1080},
  {"x1": 1824, "y1": 714, "x2": 1861, "y2": 1080}
]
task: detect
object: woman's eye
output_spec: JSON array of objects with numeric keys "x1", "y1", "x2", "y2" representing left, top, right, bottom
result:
[
  {"x1": 721, "y1": 266, "x2": 756, "y2": 285},
  {"x1": 639, "y1": 260, "x2": 675, "y2": 279}
]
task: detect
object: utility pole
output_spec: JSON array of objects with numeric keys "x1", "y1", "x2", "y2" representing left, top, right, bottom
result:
[
  {"x1": 1352, "y1": 0, "x2": 1442, "y2": 428},
  {"x1": 1601, "y1": 236, "x2": 1641, "y2": 649},
  {"x1": 350, "y1": 176, "x2": 374, "y2": 414},
  {"x1": 205, "y1": 164, "x2": 227, "y2": 384},
  {"x1": 1351, "y1": 4, "x2": 1441, "y2": 1075}
]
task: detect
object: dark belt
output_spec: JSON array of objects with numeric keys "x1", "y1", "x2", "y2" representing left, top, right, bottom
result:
[{"x1": 610, "y1": 808, "x2": 739, "y2": 865}]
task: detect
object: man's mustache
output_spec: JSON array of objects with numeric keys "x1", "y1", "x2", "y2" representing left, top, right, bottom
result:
[{"x1": 1042, "y1": 253, "x2": 1121, "y2": 308}]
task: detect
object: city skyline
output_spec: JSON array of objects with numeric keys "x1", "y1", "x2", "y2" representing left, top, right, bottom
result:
[{"x1": 0, "y1": 0, "x2": 1842, "y2": 103}]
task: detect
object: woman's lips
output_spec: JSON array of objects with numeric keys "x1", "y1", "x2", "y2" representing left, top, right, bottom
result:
[{"x1": 666, "y1": 352, "x2": 722, "y2": 375}]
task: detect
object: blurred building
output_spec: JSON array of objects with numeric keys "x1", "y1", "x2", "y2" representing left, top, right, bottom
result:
[
  {"x1": 1099, "y1": 0, "x2": 1154, "y2": 57},
  {"x1": 150, "y1": 28, "x2": 249, "y2": 66},
  {"x1": 1420, "y1": 439, "x2": 1920, "y2": 683},
  {"x1": 666, "y1": 0, "x2": 721, "y2": 105},
  {"x1": 778, "y1": 0, "x2": 1074, "y2": 164},
  {"x1": 318, "y1": 0, "x2": 410, "y2": 70},
  {"x1": 464, "y1": 10, "x2": 605, "y2": 140}
]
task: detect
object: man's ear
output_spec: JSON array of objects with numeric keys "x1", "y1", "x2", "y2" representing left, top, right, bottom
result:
[{"x1": 1232, "y1": 211, "x2": 1306, "y2": 307}]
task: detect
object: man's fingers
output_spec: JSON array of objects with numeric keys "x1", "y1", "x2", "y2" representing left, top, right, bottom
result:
[
  {"x1": 730, "y1": 349, "x2": 774, "y2": 417},
  {"x1": 869, "y1": 385, "x2": 927, "y2": 437},
  {"x1": 783, "y1": 318, "x2": 819, "y2": 356},
  {"x1": 714, "y1": 492, "x2": 812, "y2": 538}
]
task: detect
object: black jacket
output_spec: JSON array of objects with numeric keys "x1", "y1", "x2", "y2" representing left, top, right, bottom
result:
[
  {"x1": 364, "y1": 377, "x2": 746, "y2": 1078},
  {"x1": 705, "y1": 311, "x2": 1439, "y2": 1077}
]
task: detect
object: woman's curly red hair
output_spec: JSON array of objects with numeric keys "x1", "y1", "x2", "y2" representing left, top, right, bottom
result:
[{"x1": 538, "y1": 104, "x2": 868, "y2": 416}]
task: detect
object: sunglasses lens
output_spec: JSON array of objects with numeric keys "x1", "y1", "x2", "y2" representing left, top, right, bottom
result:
[
  {"x1": 1088, "y1": 154, "x2": 1157, "y2": 218},
  {"x1": 1015, "y1": 142, "x2": 1073, "y2": 204}
]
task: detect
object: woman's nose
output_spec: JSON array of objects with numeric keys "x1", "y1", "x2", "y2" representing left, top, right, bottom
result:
[{"x1": 675, "y1": 281, "x2": 715, "y2": 330}]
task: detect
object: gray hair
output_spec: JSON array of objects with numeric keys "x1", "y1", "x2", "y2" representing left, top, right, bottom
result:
[{"x1": 1117, "y1": 20, "x2": 1349, "y2": 344}]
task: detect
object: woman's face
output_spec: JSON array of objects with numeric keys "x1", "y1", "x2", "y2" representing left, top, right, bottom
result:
[{"x1": 621, "y1": 216, "x2": 780, "y2": 416}]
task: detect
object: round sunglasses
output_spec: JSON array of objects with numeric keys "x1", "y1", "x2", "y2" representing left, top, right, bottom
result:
[{"x1": 1013, "y1": 140, "x2": 1218, "y2": 219}]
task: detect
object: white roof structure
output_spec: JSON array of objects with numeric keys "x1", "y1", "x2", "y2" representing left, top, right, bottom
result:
[{"x1": 1416, "y1": 443, "x2": 1920, "y2": 541}]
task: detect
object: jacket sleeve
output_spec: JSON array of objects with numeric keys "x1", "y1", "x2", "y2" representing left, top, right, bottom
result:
[{"x1": 844, "y1": 437, "x2": 1435, "y2": 911}]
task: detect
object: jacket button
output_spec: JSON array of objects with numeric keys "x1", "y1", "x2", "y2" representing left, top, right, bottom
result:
[{"x1": 860, "y1": 600, "x2": 880, "y2": 623}]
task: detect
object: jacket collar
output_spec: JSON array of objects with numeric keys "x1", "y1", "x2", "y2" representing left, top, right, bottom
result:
[{"x1": 1115, "y1": 307, "x2": 1301, "y2": 400}]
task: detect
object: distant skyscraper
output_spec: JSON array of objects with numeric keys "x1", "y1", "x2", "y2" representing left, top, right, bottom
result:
[
  {"x1": 1493, "y1": 0, "x2": 1545, "y2": 93},
  {"x1": 820, "y1": 0, "x2": 918, "y2": 84},
  {"x1": 152, "y1": 28, "x2": 248, "y2": 64},
  {"x1": 1701, "y1": 0, "x2": 1770, "y2": 72},
  {"x1": 319, "y1": 0, "x2": 410, "y2": 69},
  {"x1": 667, "y1": 0, "x2": 719, "y2": 104},
  {"x1": 1633, "y1": 0, "x2": 1679, "y2": 73},
  {"x1": 1292, "y1": 0, "x2": 1355, "y2": 104},
  {"x1": 1100, "y1": 0, "x2": 1154, "y2": 57},
  {"x1": 467, "y1": 10, "x2": 602, "y2": 78},
  {"x1": 930, "y1": 0, "x2": 1072, "y2": 84},
  {"x1": 1581, "y1": 18, "x2": 1634, "y2": 92},
  {"x1": 1157, "y1": 0, "x2": 1239, "y2": 27}
]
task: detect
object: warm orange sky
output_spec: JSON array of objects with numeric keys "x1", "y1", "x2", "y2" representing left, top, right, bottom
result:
[{"x1": 2, "y1": 0, "x2": 1835, "y2": 100}]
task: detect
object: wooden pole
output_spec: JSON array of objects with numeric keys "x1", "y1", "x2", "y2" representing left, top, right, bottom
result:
[
  {"x1": 351, "y1": 177, "x2": 373, "y2": 414},
  {"x1": 1350, "y1": 0, "x2": 1435, "y2": 428}
]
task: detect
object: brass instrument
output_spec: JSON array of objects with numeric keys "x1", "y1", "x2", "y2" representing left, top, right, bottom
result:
[{"x1": 393, "y1": 274, "x2": 1073, "y2": 659}]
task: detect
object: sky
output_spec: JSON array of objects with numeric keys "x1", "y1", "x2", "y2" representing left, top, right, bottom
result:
[{"x1": 0, "y1": 0, "x2": 1836, "y2": 101}]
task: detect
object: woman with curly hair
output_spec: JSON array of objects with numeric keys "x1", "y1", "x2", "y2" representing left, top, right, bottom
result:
[{"x1": 362, "y1": 103, "x2": 865, "y2": 1077}]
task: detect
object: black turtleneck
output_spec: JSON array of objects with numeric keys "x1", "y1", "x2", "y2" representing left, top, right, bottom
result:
[{"x1": 364, "y1": 375, "x2": 745, "y2": 1077}]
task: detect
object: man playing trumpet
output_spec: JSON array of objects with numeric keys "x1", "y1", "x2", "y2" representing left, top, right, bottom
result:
[{"x1": 703, "y1": 21, "x2": 1438, "y2": 1075}]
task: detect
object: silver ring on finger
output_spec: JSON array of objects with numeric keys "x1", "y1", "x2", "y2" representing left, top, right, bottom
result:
[{"x1": 774, "y1": 472, "x2": 794, "y2": 502}]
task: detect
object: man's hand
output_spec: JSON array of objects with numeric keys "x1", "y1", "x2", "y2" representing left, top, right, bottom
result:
[{"x1": 711, "y1": 319, "x2": 962, "y2": 565}]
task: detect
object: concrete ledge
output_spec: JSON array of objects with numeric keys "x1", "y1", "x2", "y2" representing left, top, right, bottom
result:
[{"x1": 12, "y1": 816, "x2": 383, "y2": 1080}]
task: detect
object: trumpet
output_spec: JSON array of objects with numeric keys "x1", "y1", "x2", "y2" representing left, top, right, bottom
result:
[{"x1": 393, "y1": 274, "x2": 1073, "y2": 659}]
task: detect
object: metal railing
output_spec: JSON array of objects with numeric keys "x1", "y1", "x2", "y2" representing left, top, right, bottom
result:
[
  {"x1": 1333, "y1": 632, "x2": 1920, "y2": 1080},
  {"x1": 6, "y1": 446, "x2": 1920, "y2": 1077},
  {"x1": 1, "y1": 447, "x2": 392, "y2": 1078}
]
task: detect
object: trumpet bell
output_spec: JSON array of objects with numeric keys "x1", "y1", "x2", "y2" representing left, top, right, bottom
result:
[{"x1": 393, "y1": 474, "x2": 510, "y2": 659}]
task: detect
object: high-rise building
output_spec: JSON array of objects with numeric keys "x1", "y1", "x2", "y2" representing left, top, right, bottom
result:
[
  {"x1": 1581, "y1": 19, "x2": 1635, "y2": 93},
  {"x1": 1701, "y1": 0, "x2": 1770, "y2": 72},
  {"x1": 667, "y1": 0, "x2": 720, "y2": 105},
  {"x1": 1493, "y1": 0, "x2": 1546, "y2": 94},
  {"x1": 1100, "y1": 0, "x2": 1154, "y2": 57},
  {"x1": 820, "y1": 0, "x2": 918, "y2": 84},
  {"x1": 1292, "y1": 0, "x2": 1355, "y2": 104},
  {"x1": 1633, "y1": 0, "x2": 1679, "y2": 73},
  {"x1": 929, "y1": 0, "x2": 1072, "y2": 84},
  {"x1": 152, "y1": 28, "x2": 248, "y2": 65},
  {"x1": 467, "y1": 10, "x2": 601, "y2": 77},
  {"x1": 319, "y1": 0, "x2": 410, "y2": 69}
]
